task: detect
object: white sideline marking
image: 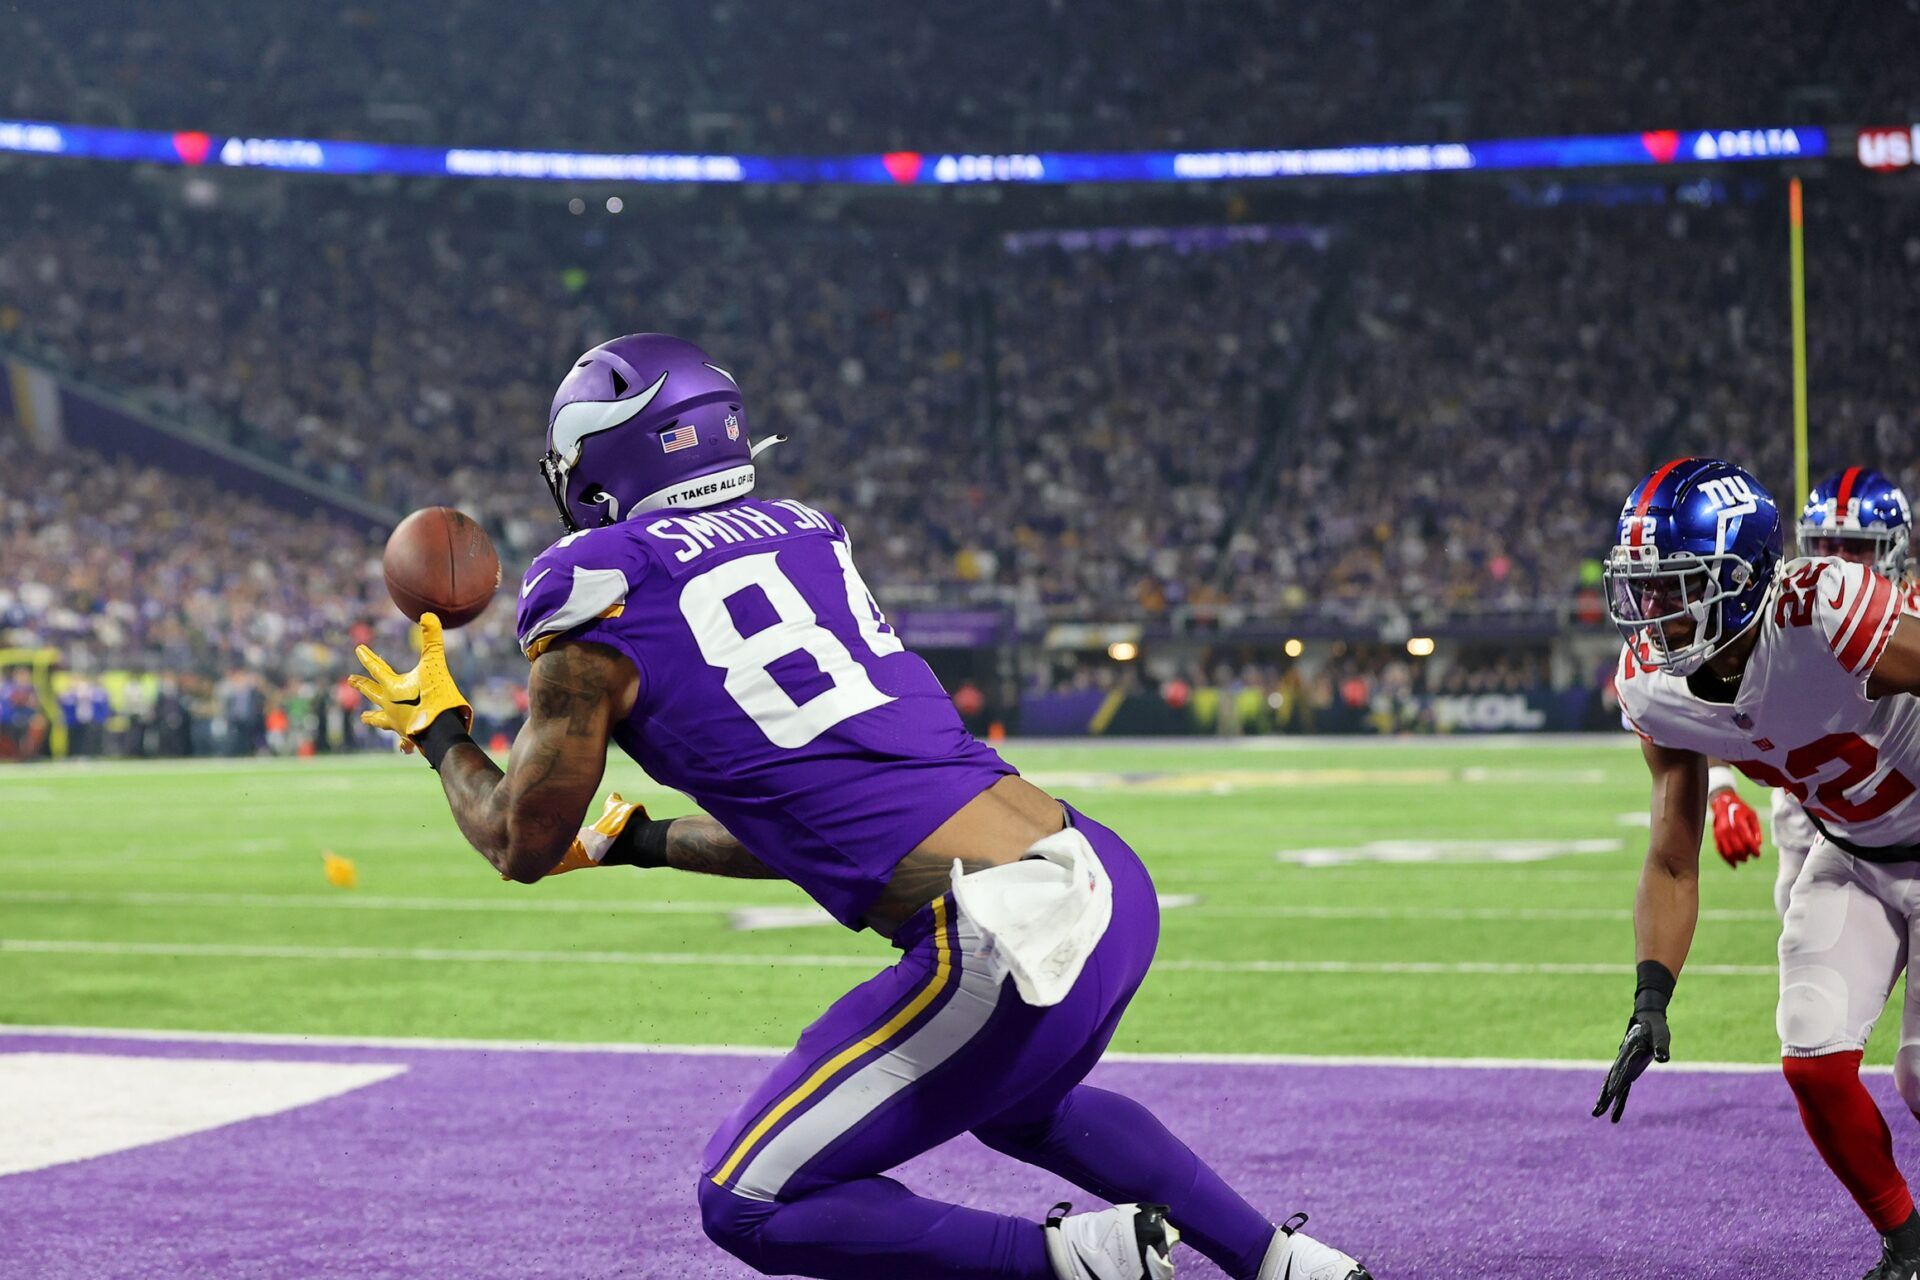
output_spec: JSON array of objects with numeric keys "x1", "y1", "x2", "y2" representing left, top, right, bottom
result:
[
  {"x1": 1457, "y1": 767, "x2": 1609, "y2": 784},
  {"x1": 0, "y1": 938, "x2": 880, "y2": 969},
  {"x1": 0, "y1": 937, "x2": 1777, "y2": 977},
  {"x1": 1277, "y1": 838, "x2": 1622, "y2": 867},
  {"x1": 0, "y1": 889, "x2": 1775, "y2": 923},
  {"x1": 1178, "y1": 904, "x2": 1776, "y2": 923},
  {"x1": 0, "y1": 1023, "x2": 1862, "y2": 1076},
  {"x1": 0, "y1": 889, "x2": 768, "y2": 916},
  {"x1": 1027, "y1": 766, "x2": 1613, "y2": 794},
  {"x1": 728, "y1": 905, "x2": 845, "y2": 932},
  {"x1": 0, "y1": 1052, "x2": 404, "y2": 1176}
]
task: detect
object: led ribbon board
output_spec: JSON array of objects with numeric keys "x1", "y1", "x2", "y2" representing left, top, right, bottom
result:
[{"x1": 0, "y1": 119, "x2": 1827, "y2": 185}]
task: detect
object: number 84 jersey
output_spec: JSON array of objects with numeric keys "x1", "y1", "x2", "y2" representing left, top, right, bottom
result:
[
  {"x1": 515, "y1": 496, "x2": 1014, "y2": 929},
  {"x1": 1619, "y1": 555, "x2": 1920, "y2": 848}
]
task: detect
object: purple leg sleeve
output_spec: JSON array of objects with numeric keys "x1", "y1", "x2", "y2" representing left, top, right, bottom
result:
[
  {"x1": 975, "y1": 1085, "x2": 1277, "y2": 1280},
  {"x1": 699, "y1": 1176, "x2": 1051, "y2": 1280}
]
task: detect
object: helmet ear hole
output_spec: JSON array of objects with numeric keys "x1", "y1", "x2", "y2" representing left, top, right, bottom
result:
[{"x1": 583, "y1": 487, "x2": 623, "y2": 526}]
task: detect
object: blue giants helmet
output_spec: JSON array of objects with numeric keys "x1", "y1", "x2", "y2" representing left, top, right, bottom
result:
[
  {"x1": 539, "y1": 333, "x2": 780, "y2": 531},
  {"x1": 1604, "y1": 458, "x2": 1783, "y2": 675},
  {"x1": 1798, "y1": 466, "x2": 1912, "y2": 582}
]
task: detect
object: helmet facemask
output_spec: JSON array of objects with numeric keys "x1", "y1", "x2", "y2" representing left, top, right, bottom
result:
[
  {"x1": 1604, "y1": 543, "x2": 1760, "y2": 676},
  {"x1": 539, "y1": 450, "x2": 578, "y2": 532}
]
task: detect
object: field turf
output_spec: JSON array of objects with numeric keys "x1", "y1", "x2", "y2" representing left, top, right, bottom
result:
[{"x1": 0, "y1": 737, "x2": 1817, "y2": 1064}]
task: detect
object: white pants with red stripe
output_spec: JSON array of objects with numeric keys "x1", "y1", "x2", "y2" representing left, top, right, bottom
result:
[{"x1": 1778, "y1": 838, "x2": 1920, "y2": 1114}]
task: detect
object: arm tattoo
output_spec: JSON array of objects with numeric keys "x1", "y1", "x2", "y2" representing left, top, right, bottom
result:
[
  {"x1": 437, "y1": 641, "x2": 626, "y2": 880},
  {"x1": 665, "y1": 816, "x2": 782, "y2": 880}
]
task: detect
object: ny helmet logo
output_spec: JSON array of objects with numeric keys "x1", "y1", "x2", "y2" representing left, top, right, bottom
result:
[
  {"x1": 1699, "y1": 476, "x2": 1758, "y2": 510},
  {"x1": 1699, "y1": 475, "x2": 1759, "y2": 553}
]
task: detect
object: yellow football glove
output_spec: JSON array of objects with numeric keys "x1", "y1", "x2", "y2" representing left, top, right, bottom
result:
[
  {"x1": 348, "y1": 612, "x2": 473, "y2": 747},
  {"x1": 513, "y1": 793, "x2": 649, "y2": 879}
]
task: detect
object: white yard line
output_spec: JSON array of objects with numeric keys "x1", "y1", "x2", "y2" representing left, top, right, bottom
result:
[
  {"x1": 0, "y1": 937, "x2": 1776, "y2": 977},
  {"x1": 0, "y1": 888, "x2": 1777, "y2": 924},
  {"x1": 1177, "y1": 904, "x2": 1777, "y2": 923},
  {"x1": 1007, "y1": 734, "x2": 1642, "y2": 753},
  {"x1": 0, "y1": 1021, "x2": 1839, "y2": 1075},
  {"x1": 0, "y1": 889, "x2": 775, "y2": 916},
  {"x1": 0, "y1": 755, "x2": 406, "y2": 780},
  {"x1": 0, "y1": 938, "x2": 881, "y2": 968},
  {"x1": 0, "y1": 736, "x2": 1643, "y2": 782}
]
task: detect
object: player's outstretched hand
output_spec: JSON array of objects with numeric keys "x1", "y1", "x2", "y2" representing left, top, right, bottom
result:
[
  {"x1": 1592, "y1": 1011, "x2": 1671, "y2": 1124},
  {"x1": 349, "y1": 612, "x2": 473, "y2": 747},
  {"x1": 1709, "y1": 788, "x2": 1763, "y2": 867}
]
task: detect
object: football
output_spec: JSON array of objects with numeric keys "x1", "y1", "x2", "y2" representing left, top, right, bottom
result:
[{"x1": 381, "y1": 506, "x2": 501, "y2": 628}]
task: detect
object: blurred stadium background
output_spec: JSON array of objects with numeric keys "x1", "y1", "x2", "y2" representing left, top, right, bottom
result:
[
  {"x1": 4, "y1": 4, "x2": 1920, "y2": 1275},
  {"x1": 1, "y1": 3, "x2": 1916, "y2": 760}
]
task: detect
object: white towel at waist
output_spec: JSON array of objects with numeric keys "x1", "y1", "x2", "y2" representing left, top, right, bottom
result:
[{"x1": 948, "y1": 826, "x2": 1114, "y2": 1007}]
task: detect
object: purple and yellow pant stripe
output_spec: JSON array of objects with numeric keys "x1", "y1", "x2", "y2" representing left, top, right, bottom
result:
[{"x1": 705, "y1": 894, "x2": 985, "y2": 1200}]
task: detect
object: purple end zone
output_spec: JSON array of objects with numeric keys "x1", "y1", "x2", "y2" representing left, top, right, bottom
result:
[{"x1": 0, "y1": 1031, "x2": 1907, "y2": 1279}]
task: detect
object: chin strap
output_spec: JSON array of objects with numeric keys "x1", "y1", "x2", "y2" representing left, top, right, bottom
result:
[{"x1": 750, "y1": 434, "x2": 788, "y2": 459}]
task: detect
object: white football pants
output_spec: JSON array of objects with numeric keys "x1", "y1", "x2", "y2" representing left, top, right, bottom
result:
[
  {"x1": 1777, "y1": 838, "x2": 1920, "y2": 1116},
  {"x1": 1770, "y1": 787, "x2": 1819, "y2": 921}
]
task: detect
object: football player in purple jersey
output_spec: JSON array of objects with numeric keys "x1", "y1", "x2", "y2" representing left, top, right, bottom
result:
[{"x1": 349, "y1": 334, "x2": 1371, "y2": 1280}]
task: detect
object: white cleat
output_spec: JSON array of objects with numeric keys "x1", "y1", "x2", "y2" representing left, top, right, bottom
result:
[
  {"x1": 1044, "y1": 1201, "x2": 1179, "y2": 1280},
  {"x1": 1257, "y1": 1213, "x2": 1372, "y2": 1280}
]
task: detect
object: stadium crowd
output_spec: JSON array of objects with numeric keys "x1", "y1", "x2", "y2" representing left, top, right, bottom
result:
[
  {"x1": 0, "y1": 180, "x2": 1323, "y2": 627},
  {"x1": 0, "y1": 432, "x2": 531, "y2": 759},
  {"x1": 4, "y1": 2, "x2": 1902, "y2": 154},
  {"x1": 3, "y1": 172, "x2": 1918, "y2": 752},
  {"x1": 1223, "y1": 190, "x2": 1920, "y2": 619}
]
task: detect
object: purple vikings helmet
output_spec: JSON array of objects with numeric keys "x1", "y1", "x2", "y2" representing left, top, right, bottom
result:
[
  {"x1": 540, "y1": 333, "x2": 780, "y2": 531},
  {"x1": 1798, "y1": 466, "x2": 1912, "y2": 581},
  {"x1": 1604, "y1": 458, "x2": 1783, "y2": 675}
]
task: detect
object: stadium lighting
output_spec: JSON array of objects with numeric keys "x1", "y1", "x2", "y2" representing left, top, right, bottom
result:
[
  {"x1": 1406, "y1": 637, "x2": 1436, "y2": 657},
  {"x1": 1108, "y1": 641, "x2": 1139, "y2": 662},
  {"x1": 567, "y1": 197, "x2": 585, "y2": 214},
  {"x1": 606, "y1": 196, "x2": 625, "y2": 213},
  {"x1": 1283, "y1": 638, "x2": 1304, "y2": 658}
]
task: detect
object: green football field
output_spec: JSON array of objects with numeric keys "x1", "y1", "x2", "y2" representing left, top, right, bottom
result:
[{"x1": 0, "y1": 737, "x2": 1836, "y2": 1065}]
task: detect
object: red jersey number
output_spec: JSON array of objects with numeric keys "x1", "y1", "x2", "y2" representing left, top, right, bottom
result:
[
  {"x1": 1772, "y1": 562, "x2": 1829, "y2": 629},
  {"x1": 1733, "y1": 731, "x2": 1916, "y2": 826}
]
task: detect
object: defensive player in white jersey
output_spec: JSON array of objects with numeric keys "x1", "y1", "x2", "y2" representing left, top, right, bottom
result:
[
  {"x1": 1594, "y1": 458, "x2": 1920, "y2": 1279},
  {"x1": 1706, "y1": 468, "x2": 1920, "y2": 917}
]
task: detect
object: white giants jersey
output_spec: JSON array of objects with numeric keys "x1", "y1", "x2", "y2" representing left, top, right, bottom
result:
[{"x1": 1618, "y1": 557, "x2": 1920, "y2": 848}]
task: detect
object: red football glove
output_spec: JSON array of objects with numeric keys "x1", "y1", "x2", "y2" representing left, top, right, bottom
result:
[{"x1": 1709, "y1": 789, "x2": 1762, "y2": 866}]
